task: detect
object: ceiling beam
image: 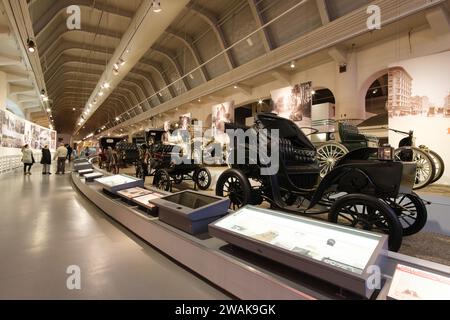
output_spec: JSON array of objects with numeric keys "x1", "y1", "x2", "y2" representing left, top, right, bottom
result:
[
  {"x1": 32, "y1": 0, "x2": 134, "y2": 38},
  {"x1": 9, "y1": 84, "x2": 35, "y2": 95},
  {"x1": 138, "y1": 59, "x2": 177, "y2": 98},
  {"x1": 426, "y1": 6, "x2": 450, "y2": 37},
  {"x1": 234, "y1": 84, "x2": 253, "y2": 96},
  {"x1": 39, "y1": 28, "x2": 121, "y2": 59},
  {"x1": 328, "y1": 46, "x2": 347, "y2": 65},
  {"x1": 247, "y1": 0, "x2": 273, "y2": 53},
  {"x1": 6, "y1": 71, "x2": 29, "y2": 82},
  {"x1": 41, "y1": 41, "x2": 115, "y2": 72},
  {"x1": 0, "y1": 55, "x2": 22, "y2": 66},
  {"x1": 315, "y1": 0, "x2": 331, "y2": 25},
  {"x1": 187, "y1": 4, "x2": 235, "y2": 70},
  {"x1": 73, "y1": 0, "x2": 190, "y2": 136},
  {"x1": 165, "y1": 29, "x2": 209, "y2": 82},
  {"x1": 152, "y1": 46, "x2": 190, "y2": 92},
  {"x1": 271, "y1": 70, "x2": 292, "y2": 86}
]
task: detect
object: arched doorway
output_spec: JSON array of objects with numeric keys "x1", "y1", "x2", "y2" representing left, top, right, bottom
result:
[
  {"x1": 365, "y1": 74, "x2": 388, "y2": 117},
  {"x1": 312, "y1": 88, "x2": 335, "y2": 105},
  {"x1": 234, "y1": 99, "x2": 271, "y2": 126}
]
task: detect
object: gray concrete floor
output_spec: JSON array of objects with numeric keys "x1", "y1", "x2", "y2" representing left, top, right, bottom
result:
[{"x1": 0, "y1": 164, "x2": 230, "y2": 300}]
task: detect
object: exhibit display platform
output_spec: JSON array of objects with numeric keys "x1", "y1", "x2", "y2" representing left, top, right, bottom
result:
[{"x1": 71, "y1": 171, "x2": 450, "y2": 300}]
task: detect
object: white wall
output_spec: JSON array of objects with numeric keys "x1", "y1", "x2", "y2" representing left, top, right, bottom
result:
[{"x1": 157, "y1": 24, "x2": 450, "y2": 128}]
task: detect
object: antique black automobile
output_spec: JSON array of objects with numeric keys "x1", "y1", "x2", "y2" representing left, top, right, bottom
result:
[
  {"x1": 135, "y1": 129, "x2": 212, "y2": 192},
  {"x1": 216, "y1": 113, "x2": 427, "y2": 252}
]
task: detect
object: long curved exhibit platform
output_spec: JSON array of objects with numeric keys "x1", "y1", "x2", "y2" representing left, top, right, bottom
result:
[{"x1": 71, "y1": 170, "x2": 450, "y2": 300}]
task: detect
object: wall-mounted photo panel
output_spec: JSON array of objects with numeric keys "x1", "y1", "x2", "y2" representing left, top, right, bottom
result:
[
  {"x1": 212, "y1": 101, "x2": 234, "y2": 145},
  {"x1": 388, "y1": 51, "x2": 450, "y2": 185},
  {"x1": 271, "y1": 82, "x2": 312, "y2": 133}
]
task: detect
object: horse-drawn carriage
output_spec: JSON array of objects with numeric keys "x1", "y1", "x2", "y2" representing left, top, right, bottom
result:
[
  {"x1": 135, "y1": 129, "x2": 212, "y2": 192},
  {"x1": 315, "y1": 121, "x2": 444, "y2": 189},
  {"x1": 216, "y1": 113, "x2": 428, "y2": 252}
]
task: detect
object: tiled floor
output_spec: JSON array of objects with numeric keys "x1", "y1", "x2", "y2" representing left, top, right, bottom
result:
[{"x1": 0, "y1": 164, "x2": 230, "y2": 299}]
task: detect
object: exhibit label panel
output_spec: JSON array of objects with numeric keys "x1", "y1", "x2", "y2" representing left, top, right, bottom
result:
[
  {"x1": 210, "y1": 206, "x2": 387, "y2": 298},
  {"x1": 388, "y1": 51, "x2": 450, "y2": 185}
]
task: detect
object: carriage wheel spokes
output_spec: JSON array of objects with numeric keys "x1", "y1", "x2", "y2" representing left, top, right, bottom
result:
[{"x1": 316, "y1": 143, "x2": 349, "y2": 178}]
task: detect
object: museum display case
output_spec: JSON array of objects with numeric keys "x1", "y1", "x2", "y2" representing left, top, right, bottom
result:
[
  {"x1": 387, "y1": 264, "x2": 450, "y2": 300},
  {"x1": 73, "y1": 161, "x2": 93, "y2": 172},
  {"x1": 209, "y1": 206, "x2": 387, "y2": 298},
  {"x1": 78, "y1": 168, "x2": 94, "y2": 177},
  {"x1": 116, "y1": 187, "x2": 152, "y2": 199},
  {"x1": 94, "y1": 174, "x2": 144, "y2": 193},
  {"x1": 84, "y1": 172, "x2": 104, "y2": 182},
  {"x1": 150, "y1": 191, "x2": 230, "y2": 235}
]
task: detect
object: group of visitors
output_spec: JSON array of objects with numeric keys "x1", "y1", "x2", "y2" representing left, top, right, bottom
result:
[
  {"x1": 98, "y1": 147, "x2": 119, "y2": 174},
  {"x1": 21, "y1": 143, "x2": 74, "y2": 175}
]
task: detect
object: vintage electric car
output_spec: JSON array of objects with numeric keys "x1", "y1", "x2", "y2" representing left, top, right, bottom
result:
[{"x1": 215, "y1": 113, "x2": 427, "y2": 252}]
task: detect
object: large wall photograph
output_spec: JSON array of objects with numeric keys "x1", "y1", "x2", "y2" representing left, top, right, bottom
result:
[
  {"x1": 212, "y1": 101, "x2": 234, "y2": 145},
  {"x1": 0, "y1": 110, "x2": 57, "y2": 151},
  {"x1": 388, "y1": 51, "x2": 450, "y2": 185},
  {"x1": 271, "y1": 81, "x2": 312, "y2": 130}
]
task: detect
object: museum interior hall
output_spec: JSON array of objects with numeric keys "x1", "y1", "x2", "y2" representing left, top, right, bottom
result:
[{"x1": 0, "y1": 0, "x2": 449, "y2": 302}]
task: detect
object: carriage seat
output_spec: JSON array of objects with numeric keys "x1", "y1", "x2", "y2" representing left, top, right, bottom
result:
[{"x1": 338, "y1": 123, "x2": 378, "y2": 150}]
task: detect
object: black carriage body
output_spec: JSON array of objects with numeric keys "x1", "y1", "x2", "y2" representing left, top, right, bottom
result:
[
  {"x1": 116, "y1": 141, "x2": 140, "y2": 164},
  {"x1": 99, "y1": 137, "x2": 124, "y2": 150},
  {"x1": 225, "y1": 113, "x2": 412, "y2": 207}
]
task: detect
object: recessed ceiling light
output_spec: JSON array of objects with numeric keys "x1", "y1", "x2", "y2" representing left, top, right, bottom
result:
[
  {"x1": 27, "y1": 39, "x2": 36, "y2": 53},
  {"x1": 72, "y1": 108, "x2": 76, "y2": 111},
  {"x1": 311, "y1": 90, "x2": 316, "y2": 95},
  {"x1": 116, "y1": 117, "x2": 120, "y2": 121},
  {"x1": 98, "y1": 91, "x2": 104, "y2": 96},
  {"x1": 290, "y1": 61, "x2": 295, "y2": 68},
  {"x1": 43, "y1": 96, "x2": 49, "y2": 102},
  {"x1": 152, "y1": 1, "x2": 162, "y2": 13},
  {"x1": 233, "y1": 85, "x2": 238, "y2": 89},
  {"x1": 198, "y1": 99, "x2": 201, "y2": 102},
  {"x1": 46, "y1": 108, "x2": 51, "y2": 112},
  {"x1": 258, "y1": 99, "x2": 263, "y2": 104},
  {"x1": 102, "y1": 82, "x2": 110, "y2": 89}
]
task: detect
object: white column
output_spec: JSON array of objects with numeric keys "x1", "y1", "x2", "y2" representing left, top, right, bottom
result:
[
  {"x1": 334, "y1": 52, "x2": 365, "y2": 121},
  {"x1": 0, "y1": 71, "x2": 7, "y2": 111}
]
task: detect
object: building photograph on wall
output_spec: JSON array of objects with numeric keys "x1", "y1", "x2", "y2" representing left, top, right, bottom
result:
[{"x1": 388, "y1": 51, "x2": 450, "y2": 185}]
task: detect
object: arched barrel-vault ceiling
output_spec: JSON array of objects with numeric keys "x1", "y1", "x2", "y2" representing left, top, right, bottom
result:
[{"x1": 27, "y1": 0, "x2": 374, "y2": 135}]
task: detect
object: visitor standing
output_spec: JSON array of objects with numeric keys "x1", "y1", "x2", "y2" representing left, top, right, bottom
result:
[
  {"x1": 21, "y1": 145, "x2": 34, "y2": 175},
  {"x1": 54, "y1": 143, "x2": 68, "y2": 174},
  {"x1": 66, "y1": 144, "x2": 73, "y2": 162},
  {"x1": 40, "y1": 145, "x2": 52, "y2": 175}
]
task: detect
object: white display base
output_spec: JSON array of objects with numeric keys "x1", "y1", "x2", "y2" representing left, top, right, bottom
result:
[{"x1": 72, "y1": 171, "x2": 450, "y2": 300}]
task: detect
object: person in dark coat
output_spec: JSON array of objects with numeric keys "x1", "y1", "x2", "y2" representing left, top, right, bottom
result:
[
  {"x1": 66, "y1": 144, "x2": 73, "y2": 162},
  {"x1": 41, "y1": 145, "x2": 52, "y2": 175}
]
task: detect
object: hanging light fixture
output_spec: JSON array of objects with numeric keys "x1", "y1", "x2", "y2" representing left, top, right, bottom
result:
[
  {"x1": 152, "y1": 1, "x2": 162, "y2": 13},
  {"x1": 27, "y1": 38, "x2": 36, "y2": 53},
  {"x1": 290, "y1": 61, "x2": 296, "y2": 69}
]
